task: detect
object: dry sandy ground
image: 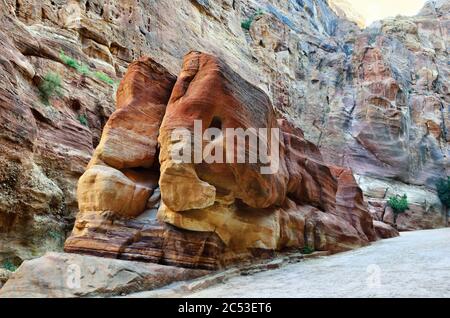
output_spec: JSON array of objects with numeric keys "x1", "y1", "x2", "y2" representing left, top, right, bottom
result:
[{"x1": 184, "y1": 228, "x2": 450, "y2": 298}]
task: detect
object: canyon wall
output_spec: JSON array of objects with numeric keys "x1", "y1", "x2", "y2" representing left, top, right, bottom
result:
[{"x1": 0, "y1": 0, "x2": 448, "y2": 266}]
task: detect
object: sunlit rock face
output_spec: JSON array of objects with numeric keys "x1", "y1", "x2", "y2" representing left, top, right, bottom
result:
[
  {"x1": 65, "y1": 52, "x2": 388, "y2": 270},
  {"x1": 0, "y1": 0, "x2": 447, "y2": 265}
]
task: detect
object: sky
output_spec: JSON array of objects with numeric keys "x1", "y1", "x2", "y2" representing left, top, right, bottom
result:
[{"x1": 345, "y1": 0, "x2": 428, "y2": 26}]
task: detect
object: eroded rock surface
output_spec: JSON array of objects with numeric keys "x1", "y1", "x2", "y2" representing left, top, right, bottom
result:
[
  {"x1": 0, "y1": 252, "x2": 208, "y2": 298},
  {"x1": 373, "y1": 221, "x2": 400, "y2": 239}
]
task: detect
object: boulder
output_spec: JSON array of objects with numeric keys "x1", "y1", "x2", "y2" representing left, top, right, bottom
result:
[
  {"x1": 383, "y1": 207, "x2": 396, "y2": 226},
  {"x1": 77, "y1": 165, "x2": 153, "y2": 218},
  {"x1": 0, "y1": 253, "x2": 208, "y2": 298},
  {"x1": 373, "y1": 221, "x2": 400, "y2": 239}
]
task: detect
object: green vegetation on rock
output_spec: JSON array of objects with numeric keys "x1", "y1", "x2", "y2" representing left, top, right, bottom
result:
[
  {"x1": 94, "y1": 71, "x2": 115, "y2": 85},
  {"x1": 59, "y1": 50, "x2": 115, "y2": 86},
  {"x1": 437, "y1": 177, "x2": 450, "y2": 223},
  {"x1": 241, "y1": 8, "x2": 264, "y2": 31},
  {"x1": 388, "y1": 194, "x2": 409, "y2": 215},
  {"x1": 39, "y1": 72, "x2": 62, "y2": 104},
  {"x1": 436, "y1": 177, "x2": 450, "y2": 207},
  {"x1": 78, "y1": 114, "x2": 88, "y2": 127},
  {"x1": 59, "y1": 51, "x2": 79, "y2": 69},
  {"x1": 302, "y1": 246, "x2": 315, "y2": 255},
  {"x1": 2, "y1": 260, "x2": 17, "y2": 272}
]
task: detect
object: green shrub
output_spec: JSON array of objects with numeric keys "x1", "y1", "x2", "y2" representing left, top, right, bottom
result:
[
  {"x1": 436, "y1": 177, "x2": 450, "y2": 207},
  {"x1": 60, "y1": 51, "x2": 92, "y2": 75},
  {"x1": 61, "y1": 50, "x2": 117, "y2": 86},
  {"x1": 241, "y1": 19, "x2": 252, "y2": 30},
  {"x1": 2, "y1": 260, "x2": 17, "y2": 272},
  {"x1": 39, "y1": 72, "x2": 62, "y2": 104},
  {"x1": 241, "y1": 8, "x2": 264, "y2": 30},
  {"x1": 387, "y1": 194, "x2": 409, "y2": 215},
  {"x1": 77, "y1": 63, "x2": 92, "y2": 76},
  {"x1": 49, "y1": 230, "x2": 63, "y2": 242},
  {"x1": 59, "y1": 50, "x2": 117, "y2": 102},
  {"x1": 302, "y1": 246, "x2": 315, "y2": 255},
  {"x1": 60, "y1": 50, "x2": 79, "y2": 69},
  {"x1": 78, "y1": 114, "x2": 88, "y2": 127},
  {"x1": 94, "y1": 71, "x2": 115, "y2": 85}
]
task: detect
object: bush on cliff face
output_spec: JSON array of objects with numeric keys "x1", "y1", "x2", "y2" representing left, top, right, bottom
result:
[
  {"x1": 60, "y1": 50, "x2": 115, "y2": 85},
  {"x1": 94, "y1": 71, "x2": 115, "y2": 85},
  {"x1": 436, "y1": 177, "x2": 450, "y2": 207},
  {"x1": 302, "y1": 246, "x2": 315, "y2": 255},
  {"x1": 60, "y1": 50, "x2": 90, "y2": 75},
  {"x1": 2, "y1": 260, "x2": 17, "y2": 272},
  {"x1": 59, "y1": 50, "x2": 78, "y2": 68},
  {"x1": 388, "y1": 195, "x2": 409, "y2": 222},
  {"x1": 241, "y1": 8, "x2": 264, "y2": 30},
  {"x1": 437, "y1": 177, "x2": 450, "y2": 223},
  {"x1": 78, "y1": 114, "x2": 88, "y2": 127},
  {"x1": 39, "y1": 72, "x2": 62, "y2": 104}
]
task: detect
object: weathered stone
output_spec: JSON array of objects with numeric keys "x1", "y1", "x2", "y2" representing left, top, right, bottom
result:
[
  {"x1": 77, "y1": 165, "x2": 153, "y2": 218},
  {"x1": 373, "y1": 221, "x2": 400, "y2": 239},
  {"x1": 0, "y1": 252, "x2": 208, "y2": 298},
  {"x1": 159, "y1": 52, "x2": 289, "y2": 213},
  {"x1": 0, "y1": 269, "x2": 12, "y2": 288},
  {"x1": 65, "y1": 211, "x2": 226, "y2": 270}
]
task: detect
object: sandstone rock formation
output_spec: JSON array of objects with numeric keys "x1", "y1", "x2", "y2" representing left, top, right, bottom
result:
[
  {"x1": 0, "y1": 0, "x2": 447, "y2": 266},
  {"x1": 373, "y1": 221, "x2": 400, "y2": 239},
  {"x1": 0, "y1": 252, "x2": 208, "y2": 298},
  {"x1": 65, "y1": 57, "x2": 230, "y2": 270},
  {"x1": 64, "y1": 51, "x2": 395, "y2": 270}
]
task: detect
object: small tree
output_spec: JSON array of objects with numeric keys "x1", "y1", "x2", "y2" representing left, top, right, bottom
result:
[
  {"x1": 78, "y1": 114, "x2": 88, "y2": 127},
  {"x1": 387, "y1": 194, "x2": 409, "y2": 224},
  {"x1": 2, "y1": 260, "x2": 17, "y2": 272},
  {"x1": 39, "y1": 72, "x2": 62, "y2": 104},
  {"x1": 436, "y1": 177, "x2": 450, "y2": 224}
]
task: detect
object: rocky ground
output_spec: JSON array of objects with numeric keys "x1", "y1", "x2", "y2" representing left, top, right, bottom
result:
[
  {"x1": 177, "y1": 228, "x2": 450, "y2": 298},
  {"x1": 1, "y1": 229, "x2": 448, "y2": 297}
]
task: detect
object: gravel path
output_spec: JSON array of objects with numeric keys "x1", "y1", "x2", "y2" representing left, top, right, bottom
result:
[{"x1": 185, "y1": 228, "x2": 450, "y2": 298}]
